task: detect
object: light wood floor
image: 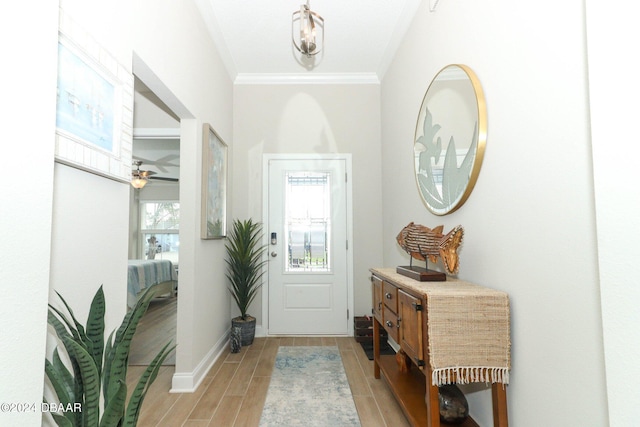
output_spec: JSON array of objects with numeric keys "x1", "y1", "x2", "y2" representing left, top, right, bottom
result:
[
  {"x1": 126, "y1": 336, "x2": 411, "y2": 427},
  {"x1": 129, "y1": 296, "x2": 177, "y2": 366}
]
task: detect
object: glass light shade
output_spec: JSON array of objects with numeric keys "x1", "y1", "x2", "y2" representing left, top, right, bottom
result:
[{"x1": 131, "y1": 177, "x2": 148, "y2": 189}]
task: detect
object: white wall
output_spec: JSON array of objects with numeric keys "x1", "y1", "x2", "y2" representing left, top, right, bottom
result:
[
  {"x1": 232, "y1": 83, "x2": 384, "y2": 327},
  {"x1": 49, "y1": 164, "x2": 131, "y2": 333},
  {"x1": 382, "y1": 1, "x2": 607, "y2": 425},
  {"x1": 132, "y1": 0, "x2": 233, "y2": 390},
  {"x1": 0, "y1": 2, "x2": 59, "y2": 426},
  {"x1": 38, "y1": 0, "x2": 232, "y2": 415},
  {"x1": 586, "y1": 1, "x2": 640, "y2": 425},
  {"x1": 46, "y1": 0, "x2": 133, "y2": 398}
]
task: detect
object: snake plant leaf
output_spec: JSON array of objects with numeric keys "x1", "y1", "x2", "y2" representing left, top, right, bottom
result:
[
  {"x1": 99, "y1": 379, "x2": 126, "y2": 427},
  {"x1": 45, "y1": 349, "x2": 74, "y2": 407},
  {"x1": 123, "y1": 341, "x2": 175, "y2": 426},
  {"x1": 102, "y1": 330, "x2": 115, "y2": 398},
  {"x1": 86, "y1": 286, "x2": 105, "y2": 377},
  {"x1": 48, "y1": 305, "x2": 84, "y2": 345},
  {"x1": 104, "y1": 287, "x2": 154, "y2": 408},
  {"x1": 46, "y1": 285, "x2": 172, "y2": 427},
  {"x1": 44, "y1": 360, "x2": 75, "y2": 426},
  {"x1": 113, "y1": 286, "x2": 155, "y2": 344},
  {"x1": 53, "y1": 349, "x2": 75, "y2": 401},
  {"x1": 47, "y1": 404, "x2": 74, "y2": 427},
  {"x1": 62, "y1": 336, "x2": 100, "y2": 427},
  {"x1": 48, "y1": 309, "x2": 85, "y2": 405},
  {"x1": 54, "y1": 290, "x2": 88, "y2": 343}
]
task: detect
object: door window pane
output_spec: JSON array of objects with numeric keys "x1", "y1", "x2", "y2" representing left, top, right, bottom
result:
[{"x1": 285, "y1": 172, "x2": 330, "y2": 272}]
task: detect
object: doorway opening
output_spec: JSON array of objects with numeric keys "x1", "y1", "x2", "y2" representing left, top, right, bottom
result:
[{"x1": 128, "y1": 73, "x2": 181, "y2": 368}]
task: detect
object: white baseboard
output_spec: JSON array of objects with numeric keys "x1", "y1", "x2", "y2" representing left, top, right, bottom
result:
[{"x1": 170, "y1": 330, "x2": 229, "y2": 393}]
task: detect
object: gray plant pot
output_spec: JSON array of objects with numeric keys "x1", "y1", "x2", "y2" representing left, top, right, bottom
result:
[{"x1": 231, "y1": 316, "x2": 256, "y2": 346}]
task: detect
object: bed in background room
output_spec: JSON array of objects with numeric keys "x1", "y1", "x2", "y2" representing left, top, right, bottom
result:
[{"x1": 127, "y1": 259, "x2": 178, "y2": 309}]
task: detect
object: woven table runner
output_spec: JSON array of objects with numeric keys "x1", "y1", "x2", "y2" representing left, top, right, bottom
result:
[{"x1": 372, "y1": 268, "x2": 511, "y2": 386}]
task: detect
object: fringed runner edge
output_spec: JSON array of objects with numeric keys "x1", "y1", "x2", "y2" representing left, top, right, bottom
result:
[{"x1": 432, "y1": 367, "x2": 510, "y2": 386}]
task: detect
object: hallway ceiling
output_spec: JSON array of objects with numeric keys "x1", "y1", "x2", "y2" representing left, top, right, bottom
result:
[
  {"x1": 133, "y1": 1, "x2": 426, "y2": 177},
  {"x1": 197, "y1": 0, "x2": 423, "y2": 82}
]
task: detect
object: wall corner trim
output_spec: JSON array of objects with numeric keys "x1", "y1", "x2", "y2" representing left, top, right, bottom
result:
[{"x1": 170, "y1": 331, "x2": 229, "y2": 393}]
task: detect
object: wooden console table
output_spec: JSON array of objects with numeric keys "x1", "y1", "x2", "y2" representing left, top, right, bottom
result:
[{"x1": 370, "y1": 268, "x2": 511, "y2": 427}]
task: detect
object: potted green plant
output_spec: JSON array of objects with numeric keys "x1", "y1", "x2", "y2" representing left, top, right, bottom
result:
[
  {"x1": 45, "y1": 285, "x2": 174, "y2": 427},
  {"x1": 225, "y1": 218, "x2": 267, "y2": 346}
]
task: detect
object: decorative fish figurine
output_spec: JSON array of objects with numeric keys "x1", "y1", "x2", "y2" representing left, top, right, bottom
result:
[{"x1": 396, "y1": 222, "x2": 464, "y2": 274}]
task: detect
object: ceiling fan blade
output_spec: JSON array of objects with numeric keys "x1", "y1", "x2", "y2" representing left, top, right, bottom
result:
[
  {"x1": 133, "y1": 155, "x2": 179, "y2": 173},
  {"x1": 149, "y1": 176, "x2": 179, "y2": 182}
]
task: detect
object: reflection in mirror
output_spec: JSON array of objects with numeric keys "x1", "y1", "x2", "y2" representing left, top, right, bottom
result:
[{"x1": 414, "y1": 64, "x2": 486, "y2": 215}]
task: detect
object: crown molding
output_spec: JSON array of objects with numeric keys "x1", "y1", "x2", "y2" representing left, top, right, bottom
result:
[
  {"x1": 193, "y1": 0, "x2": 238, "y2": 80},
  {"x1": 234, "y1": 73, "x2": 381, "y2": 85}
]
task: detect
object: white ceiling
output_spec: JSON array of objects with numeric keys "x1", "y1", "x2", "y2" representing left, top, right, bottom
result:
[
  {"x1": 133, "y1": 1, "x2": 426, "y2": 181},
  {"x1": 196, "y1": 0, "x2": 423, "y2": 83}
]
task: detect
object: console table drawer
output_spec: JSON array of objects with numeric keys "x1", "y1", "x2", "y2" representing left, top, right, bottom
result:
[
  {"x1": 383, "y1": 281, "x2": 398, "y2": 312},
  {"x1": 382, "y1": 307, "x2": 399, "y2": 342}
]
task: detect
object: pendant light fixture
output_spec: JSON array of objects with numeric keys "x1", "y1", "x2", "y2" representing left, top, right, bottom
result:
[{"x1": 292, "y1": 1, "x2": 324, "y2": 57}]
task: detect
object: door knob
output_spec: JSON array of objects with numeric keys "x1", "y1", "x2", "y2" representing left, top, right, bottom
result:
[{"x1": 271, "y1": 251, "x2": 278, "y2": 257}]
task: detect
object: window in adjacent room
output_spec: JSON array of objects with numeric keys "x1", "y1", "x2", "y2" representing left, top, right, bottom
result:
[{"x1": 140, "y1": 201, "x2": 179, "y2": 265}]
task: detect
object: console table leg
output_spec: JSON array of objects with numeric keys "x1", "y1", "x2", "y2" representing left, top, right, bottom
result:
[
  {"x1": 491, "y1": 383, "x2": 508, "y2": 427},
  {"x1": 373, "y1": 318, "x2": 381, "y2": 379},
  {"x1": 424, "y1": 369, "x2": 440, "y2": 427}
]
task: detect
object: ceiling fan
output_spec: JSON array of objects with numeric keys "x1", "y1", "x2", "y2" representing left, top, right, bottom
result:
[{"x1": 131, "y1": 160, "x2": 178, "y2": 189}]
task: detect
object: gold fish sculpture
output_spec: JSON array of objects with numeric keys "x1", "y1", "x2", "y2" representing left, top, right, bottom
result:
[{"x1": 396, "y1": 222, "x2": 464, "y2": 274}]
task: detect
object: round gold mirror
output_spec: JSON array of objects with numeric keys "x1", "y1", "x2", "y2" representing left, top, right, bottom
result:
[{"x1": 414, "y1": 64, "x2": 487, "y2": 215}]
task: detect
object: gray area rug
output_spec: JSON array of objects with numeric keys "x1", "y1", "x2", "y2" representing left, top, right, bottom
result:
[{"x1": 259, "y1": 346, "x2": 361, "y2": 427}]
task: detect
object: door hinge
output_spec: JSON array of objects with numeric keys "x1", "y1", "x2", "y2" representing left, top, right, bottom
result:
[
  {"x1": 347, "y1": 309, "x2": 349, "y2": 320},
  {"x1": 345, "y1": 172, "x2": 348, "y2": 183},
  {"x1": 346, "y1": 240, "x2": 349, "y2": 250},
  {"x1": 412, "y1": 302, "x2": 423, "y2": 312},
  {"x1": 415, "y1": 358, "x2": 426, "y2": 367}
]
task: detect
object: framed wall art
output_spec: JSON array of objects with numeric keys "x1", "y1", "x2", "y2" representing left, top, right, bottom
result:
[
  {"x1": 54, "y1": 8, "x2": 134, "y2": 183},
  {"x1": 201, "y1": 123, "x2": 228, "y2": 239}
]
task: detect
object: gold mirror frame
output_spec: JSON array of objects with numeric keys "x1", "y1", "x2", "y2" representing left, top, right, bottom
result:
[{"x1": 413, "y1": 64, "x2": 487, "y2": 215}]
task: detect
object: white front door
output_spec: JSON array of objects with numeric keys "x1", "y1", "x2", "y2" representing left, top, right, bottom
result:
[{"x1": 265, "y1": 156, "x2": 351, "y2": 335}]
